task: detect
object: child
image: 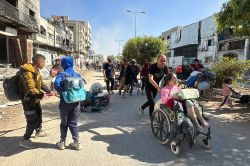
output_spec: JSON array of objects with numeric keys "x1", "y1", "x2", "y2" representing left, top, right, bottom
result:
[
  {"x1": 50, "y1": 59, "x2": 61, "y2": 91},
  {"x1": 18, "y1": 54, "x2": 51, "y2": 149},
  {"x1": 54, "y1": 56, "x2": 82, "y2": 150},
  {"x1": 217, "y1": 77, "x2": 239, "y2": 111},
  {"x1": 161, "y1": 72, "x2": 209, "y2": 134}
]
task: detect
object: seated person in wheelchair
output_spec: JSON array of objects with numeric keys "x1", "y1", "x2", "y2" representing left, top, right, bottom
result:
[{"x1": 161, "y1": 72, "x2": 210, "y2": 134}]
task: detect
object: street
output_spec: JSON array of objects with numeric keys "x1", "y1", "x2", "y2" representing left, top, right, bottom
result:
[{"x1": 0, "y1": 70, "x2": 250, "y2": 166}]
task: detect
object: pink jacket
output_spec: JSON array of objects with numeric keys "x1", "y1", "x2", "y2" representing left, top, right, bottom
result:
[
  {"x1": 161, "y1": 85, "x2": 181, "y2": 110},
  {"x1": 222, "y1": 83, "x2": 232, "y2": 96}
]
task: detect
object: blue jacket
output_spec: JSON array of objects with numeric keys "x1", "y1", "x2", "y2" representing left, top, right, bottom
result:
[{"x1": 54, "y1": 56, "x2": 81, "y2": 93}]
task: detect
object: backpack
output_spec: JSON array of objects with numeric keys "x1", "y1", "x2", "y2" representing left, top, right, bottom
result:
[
  {"x1": 3, "y1": 71, "x2": 22, "y2": 101},
  {"x1": 61, "y1": 72, "x2": 86, "y2": 103},
  {"x1": 239, "y1": 95, "x2": 250, "y2": 104}
]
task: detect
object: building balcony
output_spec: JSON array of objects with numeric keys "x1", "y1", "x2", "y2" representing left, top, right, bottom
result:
[
  {"x1": 32, "y1": 33, "x2": 47, "y2": 45},
  {"x1": 19, "y1": 14, "x2": 38, "y2": 32},
  {"x1": 0, "y1": 0, "x2": 38, "y2": 32},
  {"x1": 0, "y1": 0, "x2": 19, "y2": 22}
]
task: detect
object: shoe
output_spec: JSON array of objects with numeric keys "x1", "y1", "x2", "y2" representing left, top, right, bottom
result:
[
  {"x1": 111, "y1": 90, "x2": 114, "y2": 94},
  {"x1": 82, "y1": 107, "x2": 88, "y2": 112},
  {"x1": 230, "y1": 107, "x2": 236, "y2": 111},
  {"x1": 129, "y1": 93, "x2": 132, "y2": 96},
  {"x1": 56, "y1": 139, "x2": 66, "y2": 150},
  {"x1": 118, "y1": 91, "x2": 121, "y2": 96},
  {"x1": 19, "y1": 139, "x2": 35, "y2": 149},
  {"x1": 69, "y1": 141, "x2": 82, "y2": 151},
  {"x1": 216, "y1": 107, "x2": 223, "y2": 111},
  {"x1": 139, "y1": 106, "x2": 144, "y2": 115},
  {"x1": 35, "y1": 129, "x2": 47, "y2": 137}
]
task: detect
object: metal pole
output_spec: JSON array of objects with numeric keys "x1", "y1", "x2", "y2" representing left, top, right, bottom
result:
[
  {"x1": 127, "y1": 10, "x2": 145, "y2": 38},
  {"x1": 134, "y1": 13, "x2": 137, "y2": 38},
  {"x1": 118, "y1": 41, "x2": 120, "y2": 56},
  {"x1": 6, "y1": 37, "x2": 9, "y2": 65},
  {"x1": 115, "y1": 40, "x2": 123, "y2": 56}
]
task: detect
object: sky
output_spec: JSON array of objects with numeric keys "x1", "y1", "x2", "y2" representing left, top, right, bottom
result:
[{"x1": 40, "y1": 0, "x2": 228, "y2": 56}]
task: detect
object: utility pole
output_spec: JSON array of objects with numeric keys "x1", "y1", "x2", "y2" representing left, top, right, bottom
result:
[
  {"x1": 115, "y1": 39, "x2": 124, "y2": 56},
  {"x1": 126, "y1": 10, "x2": 145, "y2": 38}
]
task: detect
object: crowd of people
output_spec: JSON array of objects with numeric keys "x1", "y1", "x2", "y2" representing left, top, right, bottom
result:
[{"x1": 16, "y1": 53, "x2": 239, "y2": 150}]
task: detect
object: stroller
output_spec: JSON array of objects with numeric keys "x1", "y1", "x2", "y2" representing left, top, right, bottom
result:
[
  {"x1": 151, "y1": 89, "x2": 211, "y2": 155},
  {"x1": 81, "y1": 82, "x2": 110, "y2": 112}
]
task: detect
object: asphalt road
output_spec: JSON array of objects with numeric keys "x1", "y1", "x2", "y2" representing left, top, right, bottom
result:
[{"x1": 0, "y1": 71, "x2": 250, "y2": 166}]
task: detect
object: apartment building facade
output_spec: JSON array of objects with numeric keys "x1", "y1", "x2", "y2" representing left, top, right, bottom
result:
[
  {"x1": 32, "y1": 16, "x2": 75, "y2": 65},
  {"x1": 51, "y1": 16, "x2": 92, "y2": 66},
  {"x1": 161, "y1": 15, "x2": 250, "y2": 68}
]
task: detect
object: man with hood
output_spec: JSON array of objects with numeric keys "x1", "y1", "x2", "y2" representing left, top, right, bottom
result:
[
  {"x1": 54, "y1": 56, "x2": 83, "y2": 151},
  {"x1": 18, "y1": 54, "x2": 51, "y2": 149}
]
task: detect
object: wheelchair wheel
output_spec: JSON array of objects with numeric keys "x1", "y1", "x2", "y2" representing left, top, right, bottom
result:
[
  {"x1": 170, "y1": 141, "x2": 181, "y2": 155},
  {"x1": 151, "y1": 109, "x2": 171, "y2": 145},
  {"x1": 199, "y1": 89, "x2": 215, "y2": 101}
]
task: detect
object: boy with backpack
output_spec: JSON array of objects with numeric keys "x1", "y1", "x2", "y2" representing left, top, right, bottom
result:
[
  {"x1": 54, "y1": 56, "x2": 86, "y2": 151},
  {"x1": 18, "y1": 54, "x2": 51, "y2": 149}
]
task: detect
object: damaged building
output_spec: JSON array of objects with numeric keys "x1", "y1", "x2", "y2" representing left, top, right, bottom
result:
[
  {"x1": 0, "y1": 0, "x2": 40, "y2": 67},
  {"x1": 161, "y1": 15, "x2": 250, "y2": 68}
]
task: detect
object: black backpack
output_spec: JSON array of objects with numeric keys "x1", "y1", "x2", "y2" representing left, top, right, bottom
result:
[
  {"x1": 3, "y1": 71, "x2": 21, "y2": 101},
  {"x1": 239, "y1": 95, "x2": 250, "y2": 104}
]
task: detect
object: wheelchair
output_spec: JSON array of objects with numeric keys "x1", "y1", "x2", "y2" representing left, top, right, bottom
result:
[{"x1": 151, "y1": 99, "x2": 211, "y2": 155}]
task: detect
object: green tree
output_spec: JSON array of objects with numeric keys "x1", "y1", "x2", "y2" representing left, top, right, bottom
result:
[
  {"x1": 122, "y1": 36, "x2": 167, "y2": 65},
  {"x1": 216, "y1": 0, "x2": 250, "y2": 37},
  {"x1": 107, "y1": 55, "x2": 117, "y2": 62},
  {"x1": 211, "y1": 57, "x2": 250, "y2": 87}
]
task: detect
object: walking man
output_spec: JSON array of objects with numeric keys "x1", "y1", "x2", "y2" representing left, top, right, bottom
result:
[
  {"x1": 103, "y1": 58, "x2": 115, "y2": 94},
  {"x1": 139, "y1": 54, "x2": 169, "y2": 118}
]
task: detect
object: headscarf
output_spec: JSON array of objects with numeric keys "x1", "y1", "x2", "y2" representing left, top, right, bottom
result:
[{"x1": 61, "y1": 56, "x2": 75, "y2": 76}]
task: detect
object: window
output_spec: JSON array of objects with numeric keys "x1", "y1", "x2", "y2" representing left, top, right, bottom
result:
[
  {"x1": 40, "y1": 26, "x2": 46, "y2": 36},
  {"x1": 29, "y1": 9, "x2": 35, "y2": 17},
  {"x1": 167, "y1": 35, "x2": 170, "y2": 40},
  {"x1": 56, "y1": 35, "x2": 61, "y2": 43},
  {"x1": 68, "y1": 26, "x2": 74, "y2": 30},
  {"x1": 205, "y1": 57, "x2": 213, "y2": 63},
  {"x1": 6, "y1": 0, "x2": 17, "y2": 7},
  {"x1": 208, "y1": 40, "x2": 212, "y2": 46},
  {"x1": 48, "y1": 33, "x2": 53, "y2": 39}
]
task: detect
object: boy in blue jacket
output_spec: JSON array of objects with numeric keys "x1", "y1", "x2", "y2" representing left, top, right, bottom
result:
[{"x1": 54, "y1": 56, "x2": 82, "y2": 150}]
